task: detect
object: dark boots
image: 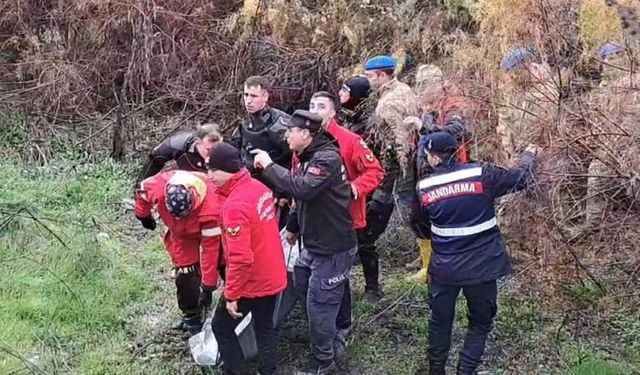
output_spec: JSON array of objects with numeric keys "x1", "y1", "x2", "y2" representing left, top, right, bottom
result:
[{"x1": 359, "y1": 242, "x2": 382, "y2": 302}]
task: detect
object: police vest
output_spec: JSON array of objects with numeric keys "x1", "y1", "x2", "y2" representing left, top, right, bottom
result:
[{"x1": 240, "y1": 107, "x2": 290, "y2": 163}]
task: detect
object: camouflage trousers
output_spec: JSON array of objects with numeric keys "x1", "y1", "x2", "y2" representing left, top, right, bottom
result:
[{"x1": 496, "y1": 117, "x2": 528, "y2": 161}]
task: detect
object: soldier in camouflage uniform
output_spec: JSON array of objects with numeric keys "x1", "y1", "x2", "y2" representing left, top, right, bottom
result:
[
  {"x1": 498, "y1": 48, "x2": 561, "y2": 161},
  {"x1": 581, "y1": 42, "x2": 640, "y2": 230},
  {"x1": 364, "y1": 55, "x2": 420, "y2": 229}
]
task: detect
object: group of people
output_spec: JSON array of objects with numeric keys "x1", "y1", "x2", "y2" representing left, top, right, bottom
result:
[{"x1": 131, "y1": 47, "x2": 573, "y2": 375}]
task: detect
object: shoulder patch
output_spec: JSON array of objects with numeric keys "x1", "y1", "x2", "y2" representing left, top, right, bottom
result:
[
  {"x1": 226, "y1": 225, "x2": 241, "y2": 237},
  {"x1": 308, "y1": 166, "x2": 324, "y2": 176},
  {"x1": 365, "y1": 152, "x2": 374, "y2": 162}
]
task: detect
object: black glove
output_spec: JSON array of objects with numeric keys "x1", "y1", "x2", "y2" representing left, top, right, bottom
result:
[
  {"x1": 136, "y1": 215, "x2": 156, "y2": 230},
  {"x1": 198, "y1": 288, "x2": 213, "y2": 311}
]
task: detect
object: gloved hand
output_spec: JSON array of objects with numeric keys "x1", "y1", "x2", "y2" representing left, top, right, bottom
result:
[
  {"x1": 136, "y1": 215, "x2": 156, "y2": 230},
  {"x1": 198, "y1": 288, "x2": 213, "y2": 311}
]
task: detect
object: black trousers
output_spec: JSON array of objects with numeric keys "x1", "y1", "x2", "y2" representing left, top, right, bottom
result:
[
  {"x1": 335, "y1": 198, "x2": 394, "y2": 330},
  {"x1": 175, "y1": 264, "x2": 201, "y2": 318},
  {"x1": 428, "y1": 280, "x2": 498, "y2": 374},
  {"x1": 212, "y1": 294, "x2": 279, "y2": 375}
]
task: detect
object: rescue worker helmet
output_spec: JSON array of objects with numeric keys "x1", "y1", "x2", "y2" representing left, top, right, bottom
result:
[{"x1": 165, "y1": 184, "x2": 193, "y2": 218}]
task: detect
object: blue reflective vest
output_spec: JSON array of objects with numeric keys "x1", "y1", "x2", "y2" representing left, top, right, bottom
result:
[{"x1": 415, "y1": 153, "x2": 536, "y2": 285}]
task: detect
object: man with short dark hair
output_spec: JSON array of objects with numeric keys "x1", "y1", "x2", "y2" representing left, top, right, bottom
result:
[
  {"x1": 231, "y1": 75, "x2": 292, "y2": 228},
  {"x1": 231, "y1": 75, "x2": 291, "y2": 173},
  {"x1": 414, "y1": 132, "x2": 539, "y2": 374},
  {"x1": 134, "y1": 124, "x2": 223, "y2": 188},
  {"x1": 252, "y1": 110, "x2": 357, "y2": 375},
  {"x1": 206, "y1": 143, "x2": 287, "y2": 375}
]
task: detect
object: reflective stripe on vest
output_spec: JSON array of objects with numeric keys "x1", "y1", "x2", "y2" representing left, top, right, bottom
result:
[
  {"x1": 418, "y1": 167, "x2": 482, "y2": 190},
  {"x1": 431, "y1": 217, "x2": 497, "y2": 237},
  {"x1": 201, "y1": 227, "x2": 222, "y2": 237}
]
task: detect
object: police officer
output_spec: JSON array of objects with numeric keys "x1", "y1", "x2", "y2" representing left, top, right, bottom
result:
[
  {"x1": 134, "y1": 124, "x2": 223, "y2": 188},
  {"x1": 230, "y1": 75, "x2": 292, "y2": 227},
  {"x1": 231, "y1": 75, "x2": 291, "y2": 173},
  {"x1": 414, "y1": 132, "x2": 538, "y2": 374},
  {"x1": 252, "y1": 110, "x2": 357, "y2": 375}
]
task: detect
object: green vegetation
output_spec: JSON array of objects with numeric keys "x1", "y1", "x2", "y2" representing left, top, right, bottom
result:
[
  {"x1": 0, "y1": 157, "x2": 638, "y2": 374},
  {"x1": 0, "y1": 158, "x2": 175, "y2": 374}
]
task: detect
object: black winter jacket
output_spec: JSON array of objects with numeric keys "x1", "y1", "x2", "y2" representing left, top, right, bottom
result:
[
  {"x1": 135, "y1": 131, "x2": 205, "y2": 188},
  {"x1": 261, "y1": 132, "x2": 357, "y2": 255}
]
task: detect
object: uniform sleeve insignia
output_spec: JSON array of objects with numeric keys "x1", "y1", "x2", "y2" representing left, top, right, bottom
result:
[
  {"x1": 308, "y1": 166, "x2": 324, "y2": 176},
  {"x1": 365, "y1": 152, "x2": 374, "y2": 162},
  {"x1": 359, "y1": 139, "x2": 369, "y2": 149},
  {"x1": 226, "y1": 225, "x2": 241, "y2": 237}
]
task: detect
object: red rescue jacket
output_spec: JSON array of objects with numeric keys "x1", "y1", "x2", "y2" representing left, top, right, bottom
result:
[
  {"x1": 134, "y1": 170, "x2": 222, "y2": 289},
  {"x1": 216, "y1": 168, "x2": 287, "y2": 301},
  {"x1": 326, "y1": 118, "x2": 384, "y2": 229}
]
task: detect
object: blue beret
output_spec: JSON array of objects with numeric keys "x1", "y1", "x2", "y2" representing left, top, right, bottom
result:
[
  {"x1": 421, "y1": 132, "x2": 458, "y2": 154},
  {"x1": 500, "y1": 47, "x2": 537, "y2": 71},
  {"x1": 365, "y1": 55, "x2": 396, "y2": 71},
  {"x1": 599, "y1": 42, "x2": 624, "y2": 59}
]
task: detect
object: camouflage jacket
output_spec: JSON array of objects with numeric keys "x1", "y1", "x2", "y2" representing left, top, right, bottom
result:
[
  {"x1": 497, "y1": 80, "x2": 560, "y2": 158},
  {"x1": 374, "y1": 78, "x2": 420, "y2": 174}
]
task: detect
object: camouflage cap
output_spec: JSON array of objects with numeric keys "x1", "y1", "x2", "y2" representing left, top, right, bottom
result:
[
  {"x1": 415, "y1": 64, "x2": 444, "y2": 87},
  {"x1": 165, "y1": 184, "x2": 193, "y2": 217}
]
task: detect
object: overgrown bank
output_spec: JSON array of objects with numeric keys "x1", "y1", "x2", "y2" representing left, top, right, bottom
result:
[{"x1": 0, "y1": 156, "x2": 638, "y2": 374}]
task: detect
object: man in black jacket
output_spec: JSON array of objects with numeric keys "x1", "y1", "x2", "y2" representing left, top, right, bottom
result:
[
  {"x1": 253, "y1": 110, "x2": 357, "y2": 375},
  {"x1": 231, "y1": 75, "x2": 292, "y2": 227},
  {"x1": 134, "y1": 124, "x2": 222, "y2": 189},
  {"x1": 231, "y1": 75, "x2": 291, "y2": 173}
]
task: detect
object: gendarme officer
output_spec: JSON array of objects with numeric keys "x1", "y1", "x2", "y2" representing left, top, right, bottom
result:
[{"x1": 413, "y1": 132, "x2": 539, "y2": 374}]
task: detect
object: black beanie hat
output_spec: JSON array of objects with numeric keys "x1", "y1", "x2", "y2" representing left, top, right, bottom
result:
[
  {"x1": 207, "y1": 143, "x2": 242, "y2": 173},
  {"x1": 342, "y1": 75, "x2": 371, "y2": 110}
]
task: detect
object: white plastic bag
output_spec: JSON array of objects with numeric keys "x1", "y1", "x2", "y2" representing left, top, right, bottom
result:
[
  {"x1": 188, "y1": 311, "x2": 220, "y2": 366},
  {"x1": 280, "y1": 228, "x2": 300, "y2": 272},
  {"x1": 189, "y1": 292, "x2": 258, "y2": 366}
]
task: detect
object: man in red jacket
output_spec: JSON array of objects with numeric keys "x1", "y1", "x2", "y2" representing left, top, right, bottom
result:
[
  {"x1": 206, "y1": 143, "x2": 287, "y2": 375},
  {"x1": 309, "y1": 91, "x2": 384, "y2": 300},
  {"x1": 134, "y1": 170, "x2": 222, "y2": 334}
]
